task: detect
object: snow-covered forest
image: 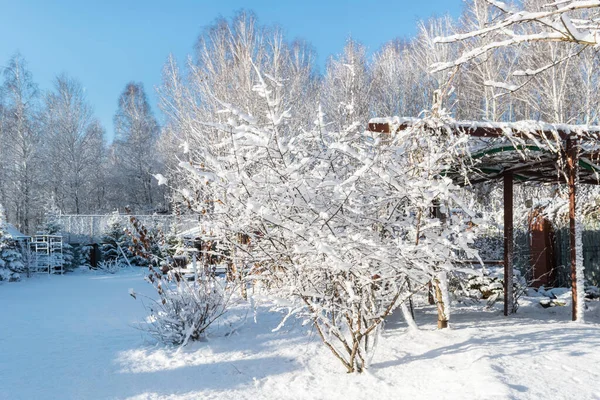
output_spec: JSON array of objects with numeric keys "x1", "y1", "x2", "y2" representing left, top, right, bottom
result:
[
  {"x1": 2, "y1": 0, "x2": 600, "y2": 398},
  {"x1": 0, "y1": 63, "x2": 167, "y2": 233}
]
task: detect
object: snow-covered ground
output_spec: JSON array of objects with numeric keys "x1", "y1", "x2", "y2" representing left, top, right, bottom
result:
[{"x1": 1, "y1": 271, "x2": 600, "y2": 400}]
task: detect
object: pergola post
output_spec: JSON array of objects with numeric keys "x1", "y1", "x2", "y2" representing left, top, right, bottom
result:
[
  {"x1": 503, "y1": 172, "x2": 514, "y2": 316},
  {"x1": 567, "y1": 138, "x2": 580, "y2": 321}
]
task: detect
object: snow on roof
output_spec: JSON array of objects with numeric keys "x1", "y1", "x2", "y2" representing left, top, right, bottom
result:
[
  {"x1": 2, "y1": 223, "x2": 30, "y2": 239},
  {"x1": 451, "y1": 120, "x2": 600, "y2": 138},
  {"x1": 368, "y1": 118, "x2": 600, "y2": 139}
]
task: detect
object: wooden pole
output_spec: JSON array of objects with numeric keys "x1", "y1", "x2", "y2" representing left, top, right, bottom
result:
[
  {"x1": 503, "y1": 172, "x2": 514, "y2": 316},
  {"x1": 567, "y1": 138, "x2": 578, "y2": 321}
]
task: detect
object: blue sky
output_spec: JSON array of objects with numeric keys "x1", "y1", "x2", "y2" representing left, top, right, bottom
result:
[{"x1": 0, "y1": 0, "x2": 463, "y2": 140}]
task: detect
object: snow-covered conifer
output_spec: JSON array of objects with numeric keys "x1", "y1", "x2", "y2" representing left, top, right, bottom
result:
[{"x1": 0, "y1": 204, "x2": 25, "y2": 281}]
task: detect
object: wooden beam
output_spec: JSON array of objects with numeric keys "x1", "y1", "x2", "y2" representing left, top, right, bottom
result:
[
  {"x1": 368, "y1": 120, "x2": 600, "y2": 141},
  {"x1": 567, "y1": 138, "x2": 579, "y2": 321},
  {"x1": 368, "y1": 122, "x2": 413, "y2": 134},
  {"x1": 503, "y1": 172, "x2": 515, "y2": 316}
]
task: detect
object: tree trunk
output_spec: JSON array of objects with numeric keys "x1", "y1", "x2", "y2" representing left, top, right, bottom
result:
[{"x1": 434, "y1": 273, "x2": 449, "y2": 329}]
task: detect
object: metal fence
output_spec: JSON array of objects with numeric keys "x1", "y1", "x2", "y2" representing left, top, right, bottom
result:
[
  {"x1": 52, "y1": 214, "x2": 201, "y2": 244},
  {"x1": 472, "y1": 231, "x2": 531, "y2": 272},
  {"x1": 498, "y1": 228, "x2": 600, "y2": 287},
  {"x1": 554, "y1": 229, "x2": 600, "y2": 287}
]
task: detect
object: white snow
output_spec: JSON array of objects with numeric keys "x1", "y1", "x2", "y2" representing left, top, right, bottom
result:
[
  {"x1": 1, "y1": 223, "x2": 29, "y2": 239},
  {"x1": 484, "y1": 80, "x2": 520, "y2": 92},
  {"x1": 153, "y1": 174, "x2": 168, "y2": 186},
  {"x1": 1, "y1": 271, "x2": 600, "y2": 399}
]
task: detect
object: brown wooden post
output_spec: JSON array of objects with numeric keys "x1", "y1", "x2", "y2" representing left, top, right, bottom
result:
[
  {"x1": 567, "y1": 138, "x2": 579, "y2": 321},
  {"x1": 503, "y1": 172, "x2": 514, "y2": 316}
]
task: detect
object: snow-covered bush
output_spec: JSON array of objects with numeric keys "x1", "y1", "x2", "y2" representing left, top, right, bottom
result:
[
  {"x1": 100, "y1": 214, "x2": 144, "y2": 266},
  {"x1": 97, "y1": 259, "x2": 128, "y2": 274},
  {"x1": 127, "y1": 215, "x2": 237, "y2": 345},
  {"x1": 59, "y1": 243, "x2": 75, "y2": 271},
  {"x1": 0, "y1": 240, "x2": 25, "y2": 282},
  {"x1": 585, "y1": 285, "x2": 600, "y2": 300},
  {"x1": 160, "y1": 229, "x2": 184, "y2": 260},
  {"x1": 135, "y1": 270, "x2": 233, "y2": 345},
  {"x1": 37, "y1": 213, "x2": 62, "y2": 236},
  {"x1": 450, "y1": 267, "x2": 525, "y2": 309},
  {"x1": 0, "y1": 206, "x2": 25, "y2": 282},
  {"x1": 77, "y1": 244, "x2": 93, "y2": 270},
  {"x1": 159, "y1": 48, "x2": 479, "y2": 371}
]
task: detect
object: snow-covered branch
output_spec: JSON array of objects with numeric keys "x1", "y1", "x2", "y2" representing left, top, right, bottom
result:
[{"x1": 432, "y1": 0, "x2": 600, "y2": 73}]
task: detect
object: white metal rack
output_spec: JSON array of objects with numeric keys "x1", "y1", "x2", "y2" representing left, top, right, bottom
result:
[{"x1": 30, "y1": 235, "x2": 64, "y2": 274}]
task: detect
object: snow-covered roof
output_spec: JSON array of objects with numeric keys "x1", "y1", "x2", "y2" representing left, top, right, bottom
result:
[
  {"x1": 369, "y1": 118, "x2": 600, "y2": 140},
  {"x1": 368, "y1": 118, "x2": 600, "y2": 186},
  {"x1": 2, "y1": 223, "x2": 30, "y2": 240}
]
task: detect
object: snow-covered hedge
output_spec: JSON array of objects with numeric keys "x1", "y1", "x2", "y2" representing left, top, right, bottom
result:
[
  {"x1": 0, "y1": 244, "x2": 25, "y2": 282},
  {"x1": 0, "y1": 206, "x2": 25, "y2": 282}
]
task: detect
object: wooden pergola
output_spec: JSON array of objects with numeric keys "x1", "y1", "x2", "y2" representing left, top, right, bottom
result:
[{"x1": 369, "y1": 118, "x2": 600, "y2": 321}]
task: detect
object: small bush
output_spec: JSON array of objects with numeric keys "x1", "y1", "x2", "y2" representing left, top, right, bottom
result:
[
  {"x1": 97, "y1": 259, "x2": 128, "y2": 274},
  {"x1": 450, "y1": 267, "x2": 525, "y2": 309},
  {"x1": 136, "y1": 269, "x2": 235, "y2": 345},
  {"x1": 127, "y1": 215, "x2": 236, "y2": 345}
]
